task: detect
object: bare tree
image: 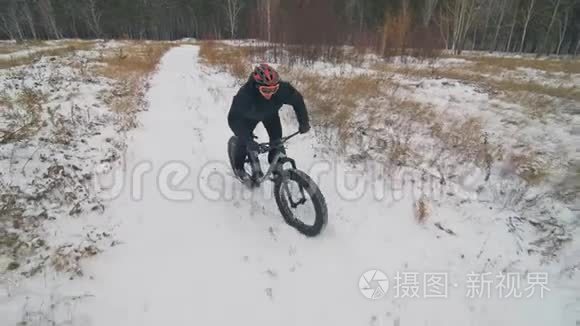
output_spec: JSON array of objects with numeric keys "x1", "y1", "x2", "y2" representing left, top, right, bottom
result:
[
  {"x1": 438, "y1": 4, "x2": 452, "y2": 49},
  {"x1": 257, "y1": 0, "x2": 279, "y2": 42},
  {"x1": 519, "y1": 0, "x2": 536, "y2": 53},
  {"x1": 505, "y1": 0, "x2": 520, "y2": 52},
  {"x1": 222, "y1": 0, "x2": 244, "y2": 39},
  {"x1": 0, "y1": 0, "x2": 574, "y2": 55},
  {"x1": 556, "y1": 6, "x2": 569, "y2": 54},
  {"x1": 266, "y1": 0, "x2": 271, "y2": 42},
  {"x1": 344, "y1": 0, "x2": 365, "y2": 33},
  {"x1": 476, "y1": 0, "x2": 494, "y2": 50},
  {"x1": 4, "y1": 4, "x2": 23, "y2": 40},
  {"x1": 21, "y1": 1, "x2": 37, "y2": 40},
  {"x1": 0, "y1": 14, "x2": 15, "y2": 40},
  {"x1": 37, "y1": 0, "x2": 62, "y2": 39},
  {"x1": 83, "y1": 0, "x2": 103, "y2": 38},
  {"x1": 449, "y1": 0, "x2": 477, "y2": 54},
  {"x1": 422, "y1": 0, "x2": 439, "y2": 26},
  {"x1": 542, "y1": 0, "x2": 562, "y2": 54},
  {"x1": 491, "y1": 0, "x2": 509, "y2": 51}
]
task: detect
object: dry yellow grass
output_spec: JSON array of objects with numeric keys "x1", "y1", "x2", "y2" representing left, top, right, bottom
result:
[
  {"x1": 198, "y1": 41, "x2": 250, "y2": 82},
  {"x1": 15, "y1": 87, "x2": 46, "y2": 111},
  {"x1": 414, "y1": 196, "x2": 430, "y2": 224},
  {"x1": 432, "y1": 118, "x2": 485, "y2": 159},
  {"x1": 0, "y1": 87, "x2": 47, "y2": 144},
  {"x1": 0, "y1": 40, "x2": 48, "y2": 54},
  {"x1": 0, "y1": 91, "x2": 13, "y2": 110},
  {"x1": 286, "y1": 70, "x2": 388, "y2": 143},
  {"x1": 197, "y1": 42, "x2": 391, "y2": 137},
  {"x1": 387, "y1": 132, "x2": 414, "y2": 166},
  {"x1": 494, "y1": 79, "x2": 580, "y2": 102},
  {"x1": 507, "y1": 152, "x2": 551, "y2": 185},
  {"x1": 505, "y1": 93, "x2": 558, "y2": 121},
  {"x1": 380, "y1": 64, "x2": 580, "y2": 103},
  {"x1": 195, "y1": 43, "x2": 517, "y2": 183},
  {"x1": 96, "y1": 42, "x2": 174, "y2": 131},
  {"x1": 98, "y1": 42, "x2": 173, "y2": 80},
  {"x1": 0, "y1": 41, "x2": 95, "y2": 69},
  {"x1": 466, "y1": 56, "x2": 580, "y2": 74},
  {"x1": 374, "y1": 62, "x2": 561, "y2": 184}
]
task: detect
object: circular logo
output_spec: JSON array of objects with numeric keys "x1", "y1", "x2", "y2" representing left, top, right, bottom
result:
[{"x1": 359, "y1": 269, "x2": 389, "y2": 300}]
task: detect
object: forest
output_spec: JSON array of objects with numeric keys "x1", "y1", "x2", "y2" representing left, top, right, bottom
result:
[{"x1": 0, "y1": 0, "x2": 579, "y2": 55}]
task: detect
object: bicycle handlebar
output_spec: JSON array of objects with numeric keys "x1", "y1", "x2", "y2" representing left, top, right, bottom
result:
[
  {"x1": 281, "y1": 131, "x2": 300, "y2": 142},
  {"x1": 253, "y1": 131, "x2": 300, "y2": 154}
]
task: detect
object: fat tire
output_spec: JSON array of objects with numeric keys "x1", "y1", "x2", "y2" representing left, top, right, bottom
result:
[
  {"x1": 227, "y1": 136, "x2": 238, "y2": 173},
  {"x1": 274, "y1": 169, "x2": 328, "y2": 237},
  {"x1": 228, "y1": 136, "x2": 250, "y2": 180}
]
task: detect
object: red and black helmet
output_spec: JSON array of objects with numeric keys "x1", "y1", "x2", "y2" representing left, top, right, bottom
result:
[{"x1": 252, "y1": 63, "x2": 279, "y2": 86}]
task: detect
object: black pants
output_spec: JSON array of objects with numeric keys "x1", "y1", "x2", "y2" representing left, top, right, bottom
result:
[{"x1": 228, "y1": 113, "x2": 286, "y2": 170}]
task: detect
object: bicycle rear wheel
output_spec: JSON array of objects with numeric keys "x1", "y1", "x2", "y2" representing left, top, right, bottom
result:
[
  {"x1": 227, "y1": 136, "x2": 260, "y2": 187},
  {"x1": 228, "y1": 136, "x2": 248, "y2": 178},
  {"x1": 273, "y1": 169, "x2": 327, "y2": 237}
]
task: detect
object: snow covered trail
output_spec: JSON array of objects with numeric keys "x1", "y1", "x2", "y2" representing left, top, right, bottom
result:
[
  {"x1": 4, "y1": 45, "x2": 579, "y2": 325},
  {"x1": 73, "y1": 44, "x2": 399, "y2": 326}
]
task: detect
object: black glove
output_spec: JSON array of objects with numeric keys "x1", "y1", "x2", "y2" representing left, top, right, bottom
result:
[
  {"x1": 299, "y1": 123, "x2": 311, "y2": 134},
  {"x1": 245, "y1": 140, "x2": 260, "y2": 152},
  {"x1": 270, "y1": 138, "x2": 283, "y2": 147}
]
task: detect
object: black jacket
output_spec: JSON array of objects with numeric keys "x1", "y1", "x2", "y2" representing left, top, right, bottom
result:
[{"x1": 228, "y1": 77, "x2": 310, "y2": 128}]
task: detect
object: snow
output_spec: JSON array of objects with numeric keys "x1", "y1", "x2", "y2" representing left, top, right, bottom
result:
[
  {"x1": 0, "y1": 40, "x2": 130, "y2": 293},
  {"x1": 0, "y1": 46, "x2": 60, "y2": 60},
  {"x1": 1, "y1": 44, "x2": 579, "y2": 325},
  {"x1": 0, "y1": 40, "x2": 96, "y2": 61}
]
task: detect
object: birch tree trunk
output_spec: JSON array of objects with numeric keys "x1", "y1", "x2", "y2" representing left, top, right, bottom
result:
[
  {"x1": 478, "y1": 0, "x2": 494, "y2": 50},
  {"x1": 542, "y1": 0, "x2": 561, "y2": 54},
  {"x1": 506, "y1": 1, "x2": 519, "y2": 52},
  {"x1": 85, "y1": 0, "x2": 103, "y2": 38},
  {"x1": 423, "y1": 0, "x2": 439, "y2": 26},
  {"x1": 9, "y1": 6, "x2": 23, "y2": 40},
  {"x1": 556, "y1": 10, "x2": 569, "y2": 55},
  {"x1": 266, "y1": 0, "x2": 271, "y2": 42},
  {"x1": 22, "y1": 3, "x2": 37, "y2": 40},
  {"x1": 223, "y1": 0, "x2": 243, "y2": 39},
  {"x1": 518, "y1": 0, "x2": 536, "y2": 53},
  {"x1": 0, "y1": 15, "x2": 14, "y2": 39},
  {"x1": 452, "y1": 0, "x2": 476, "y2": 55},
  {"x1": 38, "y1": 0, "x2": 62, "y2": 39},
  {"x1": 492, "y1": 0, "x2": 508, "y2": 51}
]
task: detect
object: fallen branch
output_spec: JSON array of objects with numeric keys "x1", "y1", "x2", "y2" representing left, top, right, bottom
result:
[
  {"x1": 434, "y1": 222, "x2": 457, "y2": 236},
  {"x1": 21, "y1": 146, "x2": 41, "y2": 176},
  {"x1": 0, "y1": 121, "x2": 36, "y2": 144}
]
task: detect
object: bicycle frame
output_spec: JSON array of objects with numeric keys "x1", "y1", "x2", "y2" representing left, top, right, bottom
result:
[
  {"x1": 245, "y1": 131, "x2": 300, "y2": 186},
  {"x1": 248, "y1": 151, "x2": 296, "y2": 184},
  {"x1": 230, "y1": 130, "x2": 326, "y2": 236},
  {"x1": 247, "y1": 145, "x2": 308, "y2": 208}
]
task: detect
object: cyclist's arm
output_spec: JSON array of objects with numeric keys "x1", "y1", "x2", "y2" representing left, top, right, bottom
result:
[
  {"x1": 282, "y1": 82, "x2": 310, "y2": 128},
  {"x1": 227, "y1": 94, "x2": 253, "y2": 141}
]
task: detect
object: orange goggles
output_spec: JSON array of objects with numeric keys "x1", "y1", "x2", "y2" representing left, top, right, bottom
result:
[{"x1": 258, "y1": 84, "x2": 279, "y2": 96}]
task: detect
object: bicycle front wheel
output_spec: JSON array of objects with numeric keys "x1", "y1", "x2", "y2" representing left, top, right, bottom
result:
[{"x1": 273, "y1": 169, "x2": 327, "y2": 237}]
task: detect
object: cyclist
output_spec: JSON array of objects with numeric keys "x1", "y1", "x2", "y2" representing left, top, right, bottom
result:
[{"x1": 227, "y1": 63, "x2": 311, "y2": 180}]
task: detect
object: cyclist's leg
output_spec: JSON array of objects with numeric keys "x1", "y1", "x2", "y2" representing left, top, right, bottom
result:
[
  {"x1": 263, "y1": 113, "x2": 286, "y2": 164},
  {"x1": 228, "y1": 116, "x2": 258, "y2": 170}
]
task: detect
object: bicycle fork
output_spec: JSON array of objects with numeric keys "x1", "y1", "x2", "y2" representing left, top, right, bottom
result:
[
  {"x1": 283, "y1": 181, "x2": 307, "y2": 208},
  {"x1": 274, "y1": 156, "x2": 307, "y2": 208}
]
